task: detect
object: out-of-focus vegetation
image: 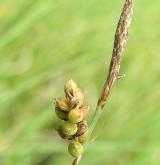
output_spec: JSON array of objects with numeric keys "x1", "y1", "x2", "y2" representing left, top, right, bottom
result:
[{"x1": 0, "y1": 0, "x2": 160, "y2": 165}]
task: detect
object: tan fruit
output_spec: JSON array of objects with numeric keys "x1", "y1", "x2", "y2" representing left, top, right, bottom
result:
[
  {"x1": 54, "y1": 97, "x2": 70, "y2": 112},
  {"x1": 65, "y1": 80, "x2": 84, "y2": 108},
  {"x1": 78, "y1": 131, "x2": 88, "y2": 143},
  {"x1": 65, "y1": 79, "x2": 78, "y2": 100}
]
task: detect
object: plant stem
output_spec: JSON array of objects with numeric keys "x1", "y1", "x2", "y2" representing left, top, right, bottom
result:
[
  {"x1": 72, "y1": 155, "x2": 82, "y2": 165},
  {"x1": 72, "y1": 0, "x2": 133, "y2": 164},
  {"x1": 85, "y1": 105, "x2": 102, "y2": 146},
  {"x1": 87, "y1": 0, "x2": 133, "y2": 147}
]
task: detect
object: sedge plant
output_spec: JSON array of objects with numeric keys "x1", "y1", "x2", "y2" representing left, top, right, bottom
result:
[{"x1": 54, "y1": 0, "x2": 134, "y2": 164}]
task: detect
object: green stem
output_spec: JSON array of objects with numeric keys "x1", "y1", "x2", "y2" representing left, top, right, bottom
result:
[{"x1": 84, "y1": 105, "x2": 102, "y2": 146}]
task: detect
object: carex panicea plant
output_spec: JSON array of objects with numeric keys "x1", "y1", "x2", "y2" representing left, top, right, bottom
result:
[{"x1": 54, "y1": 0, "x2": 134, "y2": 164}]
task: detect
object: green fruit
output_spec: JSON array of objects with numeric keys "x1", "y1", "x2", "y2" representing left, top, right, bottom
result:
[
  {"x1": 68, "y1": 141, "x2": 84, "y2": 157},
  {"x1": 55, "y1": 107, "x2": 68, "y2": 120},
  {"x1": 68, "y1": 109, "x2": 83, "y2": 123},
  {"x1": 61, "y1": 121, "x2": 78, "y2": 136},
  {"x1": 56, "y1": 127, "x2": 74, "y2": 140}
]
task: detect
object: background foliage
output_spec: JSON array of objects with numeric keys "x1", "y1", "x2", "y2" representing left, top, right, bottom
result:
[{"x1": 0, "y1": 0, "x2": 160, "y2": 165}]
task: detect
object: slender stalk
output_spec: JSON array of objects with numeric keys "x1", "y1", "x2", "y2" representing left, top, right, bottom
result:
[
  {"x1": 72, "y1": 0, "x2": 133, "y2": 164},
  {"x1": 72, "y1": 155, "x2": 82, "y2": 165},
  {"x1": 85, "y1": 106, "x2": 102, "y2": 145}
]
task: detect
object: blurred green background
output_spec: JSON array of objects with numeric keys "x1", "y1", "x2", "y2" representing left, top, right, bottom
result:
[{"x1": 0, "y1": 0, "x2": 160, "y2": 165}]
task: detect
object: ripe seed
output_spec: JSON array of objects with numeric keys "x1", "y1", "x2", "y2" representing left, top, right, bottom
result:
[
  {"x1": 68, "y1": 109, "x2": 83, "y2": 124},
  {"x1": 68, "y1": 140, "x2": 84, "y2": 157},
  {"x1": 61, "y1": 121, "x2": 78, "y2": 136},
  {"x1": 55, "y1": 107, "x2": 68, "y2": 120}
]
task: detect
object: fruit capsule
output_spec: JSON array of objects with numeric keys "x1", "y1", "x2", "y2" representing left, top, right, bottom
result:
[
  {"x1": 65, "y1": 80, "x2": 78, "y2": 100},
  {"x1": 56, "y1": 128, "x2": 74, "y2": 140},
  {"x1": 76, "y1": 121, "x2": 88, "y2": 136},
  {"x1": 61, "y1": 121, "x2": 78, "y2": 136},
  {"x1": 68, "y1": 109, "x2": 83, "y2": 124},
  {"x1": 68, "y1": 140, "x2": 84, "y2": 157},
  {"x1": 54, "y1": 97, "x2": 70, "y2": 112},
  {"x1": 55, "y1": 107, "x2": 68, "y2": 120}
]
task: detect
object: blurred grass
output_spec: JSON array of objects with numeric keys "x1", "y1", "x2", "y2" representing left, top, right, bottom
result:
[{"x1": 0, "y1": 0, "x2": 160, "y2": 165}]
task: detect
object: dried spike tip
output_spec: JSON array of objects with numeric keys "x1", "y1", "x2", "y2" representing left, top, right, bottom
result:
[
  {"x1": 65, "y1": 79, "x2": 84, "y2": 108},
  {"x1": 54, "y1": 97, "x2": 70, "y2": 112}
]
